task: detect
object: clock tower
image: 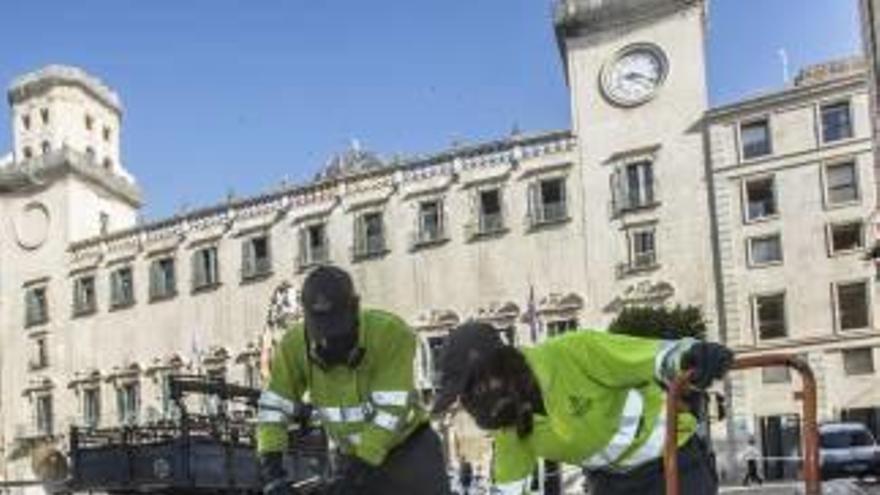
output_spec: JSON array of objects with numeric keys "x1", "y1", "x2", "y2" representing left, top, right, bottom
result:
[{"x1": 554, "y1": 0, "x2": 717, "y2": 331}]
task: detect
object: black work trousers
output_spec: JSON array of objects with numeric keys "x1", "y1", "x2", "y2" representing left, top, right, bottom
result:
[
  {"x1": 336, "y1": 425, "x2": 450, "y2": 495},
  {"x1": 586, "y1": 437, "x2": 718, "y2": 495}
]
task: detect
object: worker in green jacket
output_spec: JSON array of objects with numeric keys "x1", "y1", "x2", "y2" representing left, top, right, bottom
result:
[
  {"x1": 257, "y1": 266, "x2": 450, "y2": 495},
  {"x1": 432, "y1": 321, "x2": 733, "y2": 495}
]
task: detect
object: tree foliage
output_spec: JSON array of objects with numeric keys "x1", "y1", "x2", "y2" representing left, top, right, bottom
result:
[{"x1": 608, "y1": 304, "x2": 706, "y2": 340}]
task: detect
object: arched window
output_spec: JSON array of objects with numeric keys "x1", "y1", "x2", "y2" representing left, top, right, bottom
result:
[
  {"x1": 40, "y1": 108, "x2": 49, "y2": 125},
  {"x1": 23, "y1": 146, "x2": 33, "y2": 159},
  {"x1": 86, "y1": 147, "x2": 96, "y2": 162},
  {"x1": 85, "y1": 114, "x2": 93, "y2": 130},
  {"x1": 103, "y1": 127, "x2": 111, "y2": 142},
  {"x1": 22, "y1": 114, "x2": 31, "y2": 130},
  {"x1": 103, "y1": 157, "x2": 113, "y2": 170},
  {"x1": 41, "y1": 141, "x2": 51, "y2": 155}
]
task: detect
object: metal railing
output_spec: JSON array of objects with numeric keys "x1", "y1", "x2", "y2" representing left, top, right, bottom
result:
[{"x1": 663, "y1": 354, "x2": 821, "y2": 495}]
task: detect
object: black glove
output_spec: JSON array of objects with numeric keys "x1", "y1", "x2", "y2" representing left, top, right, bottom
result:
[
  {"x1": 326, "y1": 457, "x2": 381, "y2": 495},
  {"x1": 260, "y1": 452, "x2": 297, "y2": 495},
  {"x1": 681, "y1": 342, "x2": 734, "y2": 389}
]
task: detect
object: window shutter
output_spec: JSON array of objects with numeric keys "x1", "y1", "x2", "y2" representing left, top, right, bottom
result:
[
  {"x1": 191, "y1": 252, "x2": 201, "y2": 288},
  {"x1": 297, "y1": 228, "x2": 307, "y2": 266},
  {"x1": 110, "y1": 272, "x2": 119, "y2": 307},
  {"x1": 209, "y1": 248, "x2": 218, "y2": 284},
  {"x1": 354, "y1": 215, "x2": 364, "y2": 256},
  {"x1": 149, "y1": 262, "x2": 159, "y2": 298},
  {"x1": 559, "y1": 178, "x2": 568, "y2": 217},
  {"x1": 438, "y1": 200, "x2": 446, "y2": 239},
  {"x1": 25, "y1": 291, "x2": 35, "y2": 324},
  {"x1": 242, "y1": 240, "x2": 254, "y2": 278},
  {"x1": 167, "y1": 260, "x2": 176, "y2": 294},
  {"x1": 527, "y1": 182, "x2": 539, "y2": 225}
]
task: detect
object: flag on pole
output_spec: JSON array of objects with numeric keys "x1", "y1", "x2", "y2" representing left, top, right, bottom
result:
[{"x1": 526, "y1": 285, "x2": 541, "y2": 344}]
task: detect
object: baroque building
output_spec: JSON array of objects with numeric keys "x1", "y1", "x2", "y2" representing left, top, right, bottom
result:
[{"x1": 0, "y1": 0, "x2": 876, "y2": 489}]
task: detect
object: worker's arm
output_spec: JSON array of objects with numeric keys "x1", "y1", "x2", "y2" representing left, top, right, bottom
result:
[
  {"x1": 553, "y1": 331, "x2": 697, "y2": 387},
  {"x1": 492, "y1": 430, "x2": 536, "y2": 495},
  {"x1": 257, "y1": 328, "x2": 309, "y2": 455},
  {"x1": 355, "y1": 315, "x2": 420, "y2": 466}
]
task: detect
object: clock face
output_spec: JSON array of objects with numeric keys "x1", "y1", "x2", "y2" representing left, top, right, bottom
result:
[{"x1": 601, "y1": 44, "x2": 668, "y2": 107}]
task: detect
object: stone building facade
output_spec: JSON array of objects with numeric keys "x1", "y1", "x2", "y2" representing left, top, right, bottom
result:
[{"x1": 0, "y1": 0, "x2": 877, "y2": 489}]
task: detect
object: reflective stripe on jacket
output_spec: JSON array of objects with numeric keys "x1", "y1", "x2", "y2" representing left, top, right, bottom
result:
[
  {"x1": 492, "y1": 331, "x2": 698, "y2": 491},
  {"x1": 257, "y1": 309, "x2": 428, "y2": 466}
]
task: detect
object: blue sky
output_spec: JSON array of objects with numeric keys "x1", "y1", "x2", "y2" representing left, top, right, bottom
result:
[{"x1": 0, "y1": 1, "x2": 862, "y2": 220}]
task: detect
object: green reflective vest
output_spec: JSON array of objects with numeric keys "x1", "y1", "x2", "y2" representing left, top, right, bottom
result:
[
  {"x1": 492, "y1": 331, "x2": 697, "y2": 494},
  {"x1": 257, "y1": 309, "x2": 428, "y2": 466}
]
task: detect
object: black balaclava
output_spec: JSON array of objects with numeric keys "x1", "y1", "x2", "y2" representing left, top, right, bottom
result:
[
  {"x1": 300, "y1": 266, "x2": 361, "y2": 368},
  {"x1": 461, "y1": 346, "x2": 544, "y2": 437}
]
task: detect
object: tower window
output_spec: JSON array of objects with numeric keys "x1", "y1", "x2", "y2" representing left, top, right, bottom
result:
[
  {"x1": 22, "y1": 114, "x2": 31, "y2": 130},
  {"x1": 41, "y1": 141, "x2": 51, "y2": 155},
  {"x1": 23, "y1": 147, "x2": 33, "y2": 159},
  {"x1": 40, "y1": 108, "x2": 49, "y2": 125},
  {"x1": 103, "y1": 127, "x2": 111, "y2": 142},
  {"x1": 103, "y1": 157, "x2": 113, "y2": 170},
  {"x1": 86, "y1": 147, "x2": 96, "y2": 162},
  {"x1": 85, "y1": 114, "x2": 94, "y2": 130}
]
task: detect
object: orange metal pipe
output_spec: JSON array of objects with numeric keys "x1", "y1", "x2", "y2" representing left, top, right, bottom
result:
[{"x1": 663, "y1": 354, "x2": 821, "y2": 495}]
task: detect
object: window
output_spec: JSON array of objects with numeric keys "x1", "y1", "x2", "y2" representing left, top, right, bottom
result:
[
  {"x1": 414, "y1": 199, "x2": 445, "y2": 245},
  {"x1": 25, "y1": 286, "x2": 49, "y2": 327},
  {"x1": 40, "y1": 108, "x2": 49, "y2": 125},
  {"x1": 762, "y1": 366, "x2": 791, "y2": 384},
  {"x1": 754, "y1": 293, "x2": 786, "y2": 340},
  {"x1": 22, "y1": 114, "x2": 31, "y2": 130},
  {"x1": 73, "y1": 275, "x2": 97, "y2": 316},
  {"x1": 243, "y1": 362, "x2": 261, "y2": 389},
  {"x1": 86, "y1": 146, "x2": 95, "y2": 162},
  {"x1": 629, "y1": 228, "x2": 657, "y2": 270},
  {"x1": 85, "y1": 114, "x2": 93, "y2": 131},
  {"x1": 529, "y1": 177, "x2": 568, "y2": 226},
  {"x1": 478, "y1": 188, "x2": 504, "y2": 234},
  {"x1": 829, "y1": 221, "x2": 864, "y2": 254},
  {"x1": 821, "y1": 101, "x2": 853, "y2": 143},
  {"x1": 547, "y1": 319, "x2": 578, "y2": 338},
  {"x1": 23, "y1": 146, "x2": 33, "y2": 159},
  {"x1": 83, "y1": 388, "x2": 101, "y2": 428},
  {"x1": 825, "y1": 161, "x2": 859, "y2": 205},
  {"x1": 99, "y1": 212, "x2": 110, "y2": 235},
  {"x1": 242, "y1": 235, "x2": 272, "y2": 280},
  {"x1": 192, "y1": 246, "x2": 220, "y2": 291},
  {"x1": 614, "y1": 160, "x2": 656, "y2": 213},
  {"x1": 103, "y1": 126, "x2": 111, "y2": 142},
  {"x1": 117, "y1": 383, "x2": 140, "y2": 426},
  {"x1": 354, "y1": 211, "x2": 386, "y2": 258},
  {"x1": 744, "y1": 177, "x2": 777, "y2": 221},
  {"x1": 741, "y1": 119, "x2": 772, "y2": 159},
  {"x1": 298, "y1": 223, "x2": 329, "y2": 267},
  {"x1": 36, "y1": 395, "x2": 53, "y2": 436},
  {"x1": 41, "y1": 141, "x2": 50, "y2": 155},
  {"x1": 836, "y1": 281, "x2": 870, "y2": 331},
  {"x1": 102, "y1": 157, "x2": 113, "y2": 170},
  {"x1": 425, "y1": 335, "x2": 448, "y2": 388},
  {"x1": 843, "y1": 347, "x2": 875, "y2": 376},
  {"x1": 30, "y1": 337, "x2": 49, "y2": 370},
  {"x1": 149, "y1": 257, "x2": 177, "y2": 301},
  {"x1": 110, "y1": 266, "x2": 135, "y2": 309},
  {"x1": 748, "y1": 234, "x2": 783, "y2": 266}
]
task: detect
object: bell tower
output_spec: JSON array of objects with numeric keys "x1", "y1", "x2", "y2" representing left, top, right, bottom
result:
[
  {"x1": 8, "y1": 65, "x2": 132, "y2": 181},
  {"x1": 554, "y1": 0, "x2": 716, "y2": 330}
]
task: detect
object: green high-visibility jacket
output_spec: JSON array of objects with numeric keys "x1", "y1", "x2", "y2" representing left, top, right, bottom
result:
[
  {"x1": 256, "y1": 309, "x2": 428, "y2": 466},
  {"x1": 492, "y1": 331, "x2": 698, "y2": 494}
]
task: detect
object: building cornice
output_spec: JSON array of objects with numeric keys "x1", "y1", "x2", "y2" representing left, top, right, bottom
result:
[
  {"x1": 0, "y1": 147, "x2": 141, "y2": 206},
  {"x1": 8, "y1": 65, "x2": 122, "y2": 115},
  {"x1": 66, "y1": 130, "x2": 576, "y2": 254},
  {"x1": 706, "y1": 72, "x2": 868, "y2": 121}
]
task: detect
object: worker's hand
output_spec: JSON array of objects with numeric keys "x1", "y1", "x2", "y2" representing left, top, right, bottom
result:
[
  {"x1": 681, "y1": 342, "x2": 734, "y2": 389},
  {"x1": 261, "y1": 453, "x2": 299, "y2": 495},
  {"x1": 326, "y1": 457, "x2": 381, "y2": 495}
]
